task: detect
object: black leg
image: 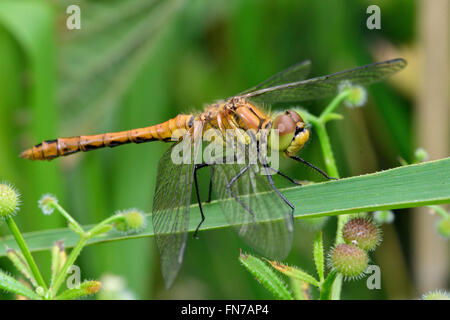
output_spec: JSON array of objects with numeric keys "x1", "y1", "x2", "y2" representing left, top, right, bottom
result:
[
  {"x1": 207, "y1": 166, "x2": 213, "y2": 203},
  {"x1": 226, "y1": 164, "x2": 256, "y2": 223},
  {"x1": 193, "y1": 163, "x2": 209, "y2": 239},
  {"x1": 265, "y1": 166, "x2": 302, "y2": 186},
  {"x1": 262, "y1": 165, "x2": 295, "y2": 222},
  {"x1": 290, "y1": 155, "x2": 338, "y2": 180}
]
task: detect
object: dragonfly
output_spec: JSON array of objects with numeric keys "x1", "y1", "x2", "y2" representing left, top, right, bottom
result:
[{"x1": 21, "y1": 58, "x2": 406, "y2": 288}]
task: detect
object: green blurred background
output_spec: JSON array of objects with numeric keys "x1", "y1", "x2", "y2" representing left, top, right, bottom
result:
[{"x1": 0, "y1": 0, "x2": 448, "y2": 299}]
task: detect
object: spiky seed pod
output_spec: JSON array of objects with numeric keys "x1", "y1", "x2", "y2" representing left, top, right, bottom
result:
[
  {"x1": 0, "y1": 182, "x2": 20, "y2": 219},
  {"x1": 114, "y1": 209, "x2": 146, "y2": 234},
  {"x1": 38, "y1": 194, "x2": 58, "y2": 215},
  {"x1": 422, "y1": 290, "x2": 450, "y2": 300},
  {"x1": 373, "y1": 210, "x2": 395, "y2": 224},
  {"x1": 342, "y1": 218, "x2": 381, "y2": 251},
  {"x1": 328, "y1": 243, "x2": 368, "y2": 280},
  {"x1": 338, "y1": 81, "x2": 367, "y2": 108},
  {"x1": 436, "y1": 217, "x2": 450, "y2": 239},
  {"x1": 413, "y1": 148, "x2": 429, "y2": 163}
]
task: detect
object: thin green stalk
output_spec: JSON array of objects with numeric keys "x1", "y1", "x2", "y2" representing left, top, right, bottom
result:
[
  {"x1": 53, "y1": 201, "x2": 84, "y2": 234},
  {"x1": 51, "y1": 213, "x2": 123, "y2": 296},
  {"x1": 88, "y1": 214, "x2": 123, "y2": 236},
  {"x1": 5, "y1": 217, "x2": 47, "y2": 291},
  {"x1": 309, "y1": 89, "x2": 353, "y2": 299},
  {"x1": 313, "y1": 122, "x2": 340, "y2": 178},
  {"x1": 51, "y1": 236, "x2": 87, "y2": 296},
  {"x1": 319, "y1": 90, "x2": 351, "y2": 122},
  {"x1": 428, "y1": 205, "x2": 449, "y2": 219}
]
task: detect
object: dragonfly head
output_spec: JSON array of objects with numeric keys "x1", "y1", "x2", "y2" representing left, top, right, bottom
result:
[{"x1": 270, "y1": 110, "x2": 309, "y2": 156}]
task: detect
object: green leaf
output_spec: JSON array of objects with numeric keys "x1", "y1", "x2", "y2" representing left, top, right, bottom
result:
[
  {"x1": 313, "y1": 231, "x2": 324, "y2": 283},
  {"x1": 320, "y1": 270, "x2": 338, "y2": 300},
  {"x1": 0, "y1": 270, "x2": 41, "y2": 300},
  {"x1": 0, "y1": 0, "x2": 63, "y2": 232},
  {"x1": 0, "y1": 158, "x2": 449, "y2": 257},
  {"x1": 239, "y1": 252, "x2": 293, "y2": 300},
  {"x1": 290, "y1": 278, "x2": 311, "y2": 300},
  {"x1": 55, "y1": 281, "x2": 101, "y2": 300},
  {"x1": 6, "y1": 248, "x2": 37, "y2": 288},
  {"x1": 50, "y1": 241, "x2": 65, "y2": 287},
  {"x1": 267, "y1": 260, "x2": 320, "y2": 287}
]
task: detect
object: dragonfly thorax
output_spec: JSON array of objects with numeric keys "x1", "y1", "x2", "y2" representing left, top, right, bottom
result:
[{"x1": 221, "y1": 99, "x2": 310, "y2": 157}]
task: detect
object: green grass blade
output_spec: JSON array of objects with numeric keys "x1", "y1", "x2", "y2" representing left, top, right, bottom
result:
[{"x1": 0, "y1": 158, "x2": 449, "y2": 257}]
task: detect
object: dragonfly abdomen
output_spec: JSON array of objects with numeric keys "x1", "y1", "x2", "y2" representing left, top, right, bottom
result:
[{"x1": 20, "y1": 114, "x2": 195, "y2": 161}]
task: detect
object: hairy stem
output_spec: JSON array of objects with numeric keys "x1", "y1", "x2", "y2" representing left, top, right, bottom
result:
[
  {"x1": 5, "y1": 217, "x2": 47, "y2": 291},
  {"x1": 309, "y1": 89, "x2": 353, "y2": 299},
  {"x1": 53, "y1": 201, "x2": 84, "y2": 235}
]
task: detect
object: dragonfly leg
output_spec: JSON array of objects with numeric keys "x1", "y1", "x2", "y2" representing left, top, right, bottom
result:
[
  {"x1": 290, "y1": 155, "x2": 338, "y2": 180},
  {"x1": 193, "y1": 163, "x2": 209, "y2": 239},
  {"x1": 226, "y1": 164, "x2": 256, "y2": 223},
  {"x1": 262, "y1": 166, "x2": 295, "y2": 222},
  {"x1": 207, "y1": 167, "x2": 214, "y2": 203},
  {"x1": 264, "y1": 166, "x2": 302, "y2": 186}
]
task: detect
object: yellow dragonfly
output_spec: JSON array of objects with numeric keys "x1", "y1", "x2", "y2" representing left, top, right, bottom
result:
[{"x1": 21, "y1": 58, "x2": 406, "y2": 287}]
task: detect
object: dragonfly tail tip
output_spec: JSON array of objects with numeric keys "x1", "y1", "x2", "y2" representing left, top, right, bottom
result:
[{"x1": 19, "y1": 149, "x2": 32, "y2": 160}]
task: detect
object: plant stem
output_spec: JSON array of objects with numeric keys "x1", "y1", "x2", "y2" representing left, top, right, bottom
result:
[
  {"x1": 319, "y1": 91, "x2": 350, "y2": 123},
  {"x1": 53, "y1": 202, "x2": 84, "y2": 234},
  {"x1": 50, "y1": 214, "x2": 121, "y2": 296},
  {"x1": 51, "y1": 236, "x2": 87, "y2": 296},
  {"x1": 88, "y1": 214, "x2": 123, "y2": 236},
  {"x1": 309, "y1": 89, "x2": 352, "y2": 299},
  {"x1": 428, "y1": 205, "x2": 449, "y2": 219},
  {"x1": 5, "y1": 217, "x2": 47, "y2": 291},
  {"x1": 313, "y1": 122, "x2": 340, "y2": 178}
]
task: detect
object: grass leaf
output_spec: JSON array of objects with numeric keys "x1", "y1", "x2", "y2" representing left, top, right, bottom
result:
[{"x1": 0, "y1": 158, "x2": 449, "y2": 257}]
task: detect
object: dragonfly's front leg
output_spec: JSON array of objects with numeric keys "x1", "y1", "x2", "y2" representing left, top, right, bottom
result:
[
  {"x1": 264, "y1": 166, "x2": 302, "y2": 186},
  {"x1": 290, "y1": 155, "x2": 338, "y2": 180},
  {"x1": 193, "y1": 163, "x2": 209, "y2": 239},
  {"x1": 207, "y1": 167, "x2": 214, "y2": 203}
]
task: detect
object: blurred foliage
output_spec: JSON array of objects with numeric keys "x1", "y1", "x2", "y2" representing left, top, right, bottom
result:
[{"x1": 0, "y1": 0, "x2": 445, "y2": 299}]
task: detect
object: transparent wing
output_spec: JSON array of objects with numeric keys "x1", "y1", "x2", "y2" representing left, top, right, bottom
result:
[
  {"x1": 211, "y1": 161, "x2": 294, "y2": 259},
  {"x1": 238, "y1": 60, "x2": 312, "y2": 95},
  {"x1": 152, "y1": 123, "x2": 202, "y2": 288},
  {"x1": 240, "y1": 58, "x2": 406, "y2": 104}
]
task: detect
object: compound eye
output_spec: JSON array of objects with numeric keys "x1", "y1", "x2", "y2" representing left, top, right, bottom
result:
[
  {"x1": 273, "y1": 114, "x2": 296, "y2": 136},
  {"x1": 287, "y1": 110, "x2": 303, "y2": 123}
]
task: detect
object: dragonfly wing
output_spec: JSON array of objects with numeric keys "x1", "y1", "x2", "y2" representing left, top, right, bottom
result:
[
  {"x1": 211, "y1": 162, "x2": 294, "y2": 259},
  {"x1": 242, "y1": 58, "x2": 406, "y2": 104},
  {"x1": 152, "y1": 123, "x2": 202, "y2": 288},
  {"x1": 238, "y1": 60, "x2": 312, "y2": 95}
]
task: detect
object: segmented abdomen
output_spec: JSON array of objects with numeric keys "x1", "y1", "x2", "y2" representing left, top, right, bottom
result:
[{"x1": 20, "y1": 114, "x2": 195, "y2": 161}]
